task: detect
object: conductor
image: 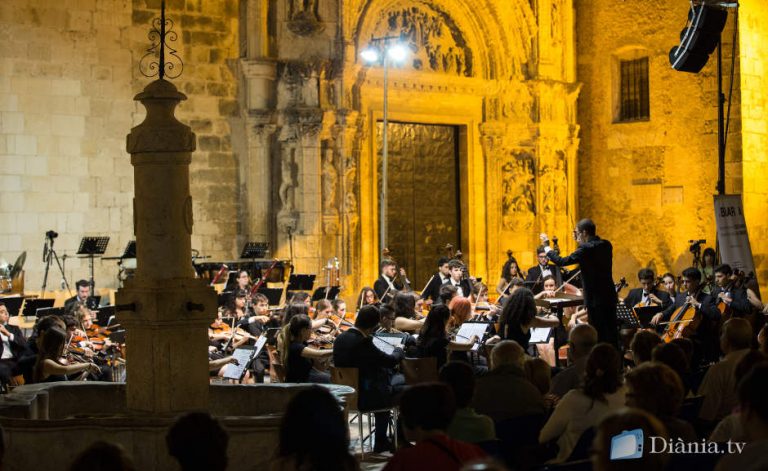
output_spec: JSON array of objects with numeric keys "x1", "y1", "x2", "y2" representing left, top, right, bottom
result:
[{"x1": 540, "y1": 219, "x2": 618, "y2": 346}]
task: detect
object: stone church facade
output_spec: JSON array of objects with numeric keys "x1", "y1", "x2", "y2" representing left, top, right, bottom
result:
[{"x1": 1, "y1": 0, "x2": 766, "y2": 296}]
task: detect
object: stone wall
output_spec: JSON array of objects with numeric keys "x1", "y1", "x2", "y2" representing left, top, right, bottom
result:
[
  {"x1": 575, "y1": 0, "x2": 743, "y2": 284},
  {"x1": 0, "y1": 0, "x2": 240, "y2": 290}
]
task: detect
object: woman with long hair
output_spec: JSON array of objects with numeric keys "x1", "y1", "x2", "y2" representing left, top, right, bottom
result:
[
  {"x1": 281, "y1": 315, "x2": 332, "y2": 384},
  {"x1": 448, "y1": 296, "x2": 473, "y2": 332},
  {"x1": 539, "y1": 343, "x2": 626, "y2": 462},
  {"x1": 494, "y1": 288, "x2": 559, "y2": 351},
  {"x1": 271, "y1": 386, "x2": 358, "y2": 471},
  {"x1": 496, "y1": 257, "x2": 525, "y2": 297},
  {"x1": 33, "y1": 327, "x2": 99, "y2": 383},
  {"x1": 416, "y1": 305, "x2": 476, "y2": 369},
  {"x1": 356, "y1": 286, "x2": 379, "y2": 311},
  {"x1": 390, "y1": 291, "x2": 425, "y2": 332}
]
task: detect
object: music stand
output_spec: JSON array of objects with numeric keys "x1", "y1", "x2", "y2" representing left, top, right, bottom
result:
[
  {"x1": 257, "y1": 287, "x2": 283, "y2": 306},
  {"x1": 633, "y1": 305, "x2": 664, "y2": 328},
  {"x1": 1, "y1": 297, "x2": 23, "y2": 317},
  {"x1": 218, "y1": 291, "x2": 234, "y2": 308},
  {"x1": 616, "y1": 302, "x2": 641, "y2": 329},
  {"x1": 121, "y1": 241, "x2": 136, "y2": 259},
  {"x1": 36, "y1": 306, "x2": 65, "y2": 318},
  {"x1": 21, "y1": 299, "x2": 55, "y2": 317},
  {"x1": 77, "y1": 236, "x2": 110, "y2": 293},
  {"x1": 287, "y1": 274, "x2": 315, "y2": 301},
  {"x1": 240, "y1": 242, "x2": 269, "y2": 260},
  {"x1": 95, "y1": 306, "x2": 116, "y2": 326},
  {"x1": 311, "y1": 286, "x2": 340, "y2": 302}
]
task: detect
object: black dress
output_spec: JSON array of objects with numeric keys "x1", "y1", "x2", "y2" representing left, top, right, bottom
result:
[
  {"x1": 285, "y1": 342, "x2": 312, "y2": 383},
  {"x1": 502, "y1": 321, "x2": 531, "y2": 351},
  {"x1": 417, "y1": 335, "x2": 450, "y2": 369}
]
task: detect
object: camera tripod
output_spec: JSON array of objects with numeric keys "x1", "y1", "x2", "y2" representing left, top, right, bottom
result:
[{"x1": 41, "y1": 233, "x2": 71, "y2": 296}]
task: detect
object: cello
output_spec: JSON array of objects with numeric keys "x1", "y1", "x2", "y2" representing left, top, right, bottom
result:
[{"x1": 661, "y1": 287, "x2": 703, "y2": 343}]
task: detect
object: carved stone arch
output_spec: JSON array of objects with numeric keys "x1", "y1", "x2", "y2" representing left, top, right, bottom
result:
[{"x1": 350, "y1": 0, "x2": 536, "y2": 81}]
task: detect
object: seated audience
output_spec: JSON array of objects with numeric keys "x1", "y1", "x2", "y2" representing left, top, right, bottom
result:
[
  {"x1": 271, "y1": 386, "x2": 358, "y2": 471},
  {"x1": 550, "y1": 324, "x2": 598, "y2": 399},
  {"x1": 709, "y1": 350, "x2": 768, "y2": 442},
  {"x1": 281, "y1": 315, "x2": 333, "y2": 383},
  {"x1": 166, "y1": 412, "x2": 228, "y2": 471},
  {"x1": 651, "y1": 341, "x2": 692, "y2": 396},
  {"x1": 333, "y1": 305, "x2": 404, "y2": 453},
  {"x1": 625, "y1": 362, "x2": 696, "y2": 440},
  {"x1": 714, "y1": 363, "x2": 768, "y2": 471},
  {"x1": 472, "y1": 341, "x2": 545, "y2": 421},
  {"x1": 539, "y1": 343, "x2": 626, "y2": 463},
  {"x1": 439, "y1": 361, "x2": 496, "y2": 444},
  {"x1": 383, "y1": 383, "x2": 486, "y2": 471},
  {"x1": 629, "y1": 330, "x2": 662, "y2": 366},
  {"x1": 699, "y1": 318, "x2": 753, "y2": 423},
  {"x1": 69, "y1": 441, "x2": 135, "y2": 471},
  {"x1": 523, "y1": 357, "x2": 551, "y2": 397},
  {"x1": 591, "y1": 408, "x2": 669, "y2": 471}
]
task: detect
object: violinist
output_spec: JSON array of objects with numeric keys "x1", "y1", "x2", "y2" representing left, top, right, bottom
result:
[
  {"x1": 654, "y1": 267, "x2": 721, "y2": 365},
  {"x1": 0, "y1": 301, "x2": 26, "y2": 388},
  {"x1": 526, "y1": 246, "x2": 563, "y2": 295},
  {"x1": 373, "y1": 260, "x2": 410, "y2": 303},
  {"x1": 236, "y1": 270, "x2": 251, "y2": 292},
  {"x1": 356, "y1": 287, "x2": 379, "y2": 310},
  {"x1": 445, "y1": 259, "x2": 473, "y2": 298},
  {"x1": 391, "y1": 292, "x2": 425, "y2": 332},
  {"x1": 282, "y1": 314, "x2": 333, "y2": 383},
  {"x1": 33, "y1": 327, "x2": 99, "y2": 383},
  {"x1": 421, "y1": 257, "x2": 452, "y2": 304},
  {"x1": 333, "y1": 299, "x2": 351, "y2": 322},
  {"x1": 710, "y1": 264, "x2": 752, "y2": 319},
  {"x1": 471, "y1": 282, "x2": 501, "y2": 321},
  {"x1": 497, "y1": 256, "x2": 525, "y2": 297},
  {"x1": 661, "y1": 272, "x2": 680, "y2": 298},
  {"x1": 623, "y1": 269, "x2": 672, "y2": 311}
]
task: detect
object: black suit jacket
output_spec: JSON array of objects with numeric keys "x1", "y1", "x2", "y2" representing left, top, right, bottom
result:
[
  {"x1": 525, "y1": 264, "x2": 563, "y2": 294},
  {"x1": 546, "y1": 237, "x2": 617, "y2": 309},
  {"x1": 442, "y1": 279, "x2": 473, "y2": 299},
  {"x1": 623, "y1": 288, "x2": 672, "y2": 311},
  {"x1": 421, "y1": 273, "x2": 450, "y2": 302},
  {"x1": 709, "y1": 285, "x2": 753, "y2": 317},
  {"x1": 333, "y1": 328, "x2": 403, "y2": 410},
  {"x1": 0, "y1": 324, "x2": 27, "y2": 360},
  {"x1": 373, "y1": 276, "x2": 403, "y2": 303},
  {"x1": 661, "y1": 290, "x2": 721, "y2": 364}
]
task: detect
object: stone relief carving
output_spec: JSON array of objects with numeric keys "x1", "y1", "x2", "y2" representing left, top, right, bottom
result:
[
  {"x1": 554, "y1": 152, "x2": 568, "y2": 213},
  {"x1": 322, "y1": 146, "x2": 340, "y2": 217},
  {"x1": 501, "y1": 150, "x2": 536, "y2": 229},
  {"x1": 368, "y1": 6, "x2": 472, "y2": 77},
  {"x1": 276, "y1": 62, "x2": 320, "y2": 109},
  {"x1": 277, "y1": 146, "x2": 299, "y2": 232},
  {"x1": 288, "y1": 0, "x2": 323, "y2": 36}
]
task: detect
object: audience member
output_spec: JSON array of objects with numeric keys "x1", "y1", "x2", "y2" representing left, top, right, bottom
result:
[
  {"x1": 709, "y1": 350, "x2": 768, "y2": 442},
  {"x1": 625, "y1": 362, "x2": 696, "y2": 440},
  {"x1": 714, "y1": 363, "x2": 768, "y2": 471},
  {"x1": 383, "y1": 383, "x2": 486, "y2": 471},
  {"x1": 539, "y1": 343, "x2": 625, "y2": 463},
  {"x1": 472, "y1": 341, "x2": 545, "y2": 421},
  {"x1": 591, "y1": 407, "x2": 669, "y2": 471},
  {"x1": 699, "y1": 318, "x2": 753, "y2": 423},
  {"x1": 166, "y1": 412, "x2": 228, "y2": 471},
  {"x1": 439, "y1": 362, "x2": 495, "y2": 444},
  {"x1": 523, "y1": 357, "x2": 551, "y2": 396},
  {"x1": 549, "y1": 324, "x2": 598, "y2": 398},
  {"x1": 651, "y1": 342, "x2": 692, "y2": 396},
  {"x1": 629, "y1": 330, "x2": 662, "y2": 366},
  {"x1": 68, "y1": 441, "x2": 135, "y2": 471},
  {"x1": 271, "y1": 386, "x2": 358, "y2": 471}
]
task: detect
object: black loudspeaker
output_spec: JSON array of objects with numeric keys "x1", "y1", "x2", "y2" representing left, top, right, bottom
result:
[{"x1": 669, "y1": 5, "x2": 728, "y2": 73}]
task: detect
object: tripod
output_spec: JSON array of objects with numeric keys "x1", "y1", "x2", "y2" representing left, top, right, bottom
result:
[{"x1": 41, "y1": 234, "x2": 71, "y2": 296}]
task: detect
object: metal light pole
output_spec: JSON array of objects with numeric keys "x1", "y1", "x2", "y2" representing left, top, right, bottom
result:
[{"x1": 360, "y1": 37, "x2": 407, "y2": 257}]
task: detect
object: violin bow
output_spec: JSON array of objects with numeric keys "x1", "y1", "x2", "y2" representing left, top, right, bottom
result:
[{"x1": 555, "y1": 269, "x2": 582, "y2": 294}]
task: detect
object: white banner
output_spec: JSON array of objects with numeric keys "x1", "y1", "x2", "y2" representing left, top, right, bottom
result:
[{"x1": 713, "y1": 194, "x2": 756, "y2": 276}]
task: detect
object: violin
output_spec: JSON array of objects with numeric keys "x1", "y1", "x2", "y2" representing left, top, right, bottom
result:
[
  {"x1": 716, "y1": 270, "x2": 755, "y2": 322},
  {"x1": 383, "y1": 248, "x2": 411, "y2": 292}
]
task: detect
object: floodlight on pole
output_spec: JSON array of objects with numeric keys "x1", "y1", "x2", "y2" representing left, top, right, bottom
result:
[{"x1": 359, "y1": 36, "x2": 409, "y2": 263}]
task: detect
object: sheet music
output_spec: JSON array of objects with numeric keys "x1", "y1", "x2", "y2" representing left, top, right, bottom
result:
[
  {"x1": 221, "y1": 336, "x2": 267, "y2": 380},
  {"x1": 373, "y1": 334, "x2": 405, "y2": 348},
  {"x1": 529, "y1": 327, "x2": 552, "y2": 344},
  {"x1": 455, "y1": 323, "x2": 489, "y2": 351},
  {"x1": 372, "y1": 336, "x2": 396, "y2": 355}
]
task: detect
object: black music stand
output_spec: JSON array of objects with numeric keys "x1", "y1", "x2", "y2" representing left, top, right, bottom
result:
[
  {"x1": 240, "y1": 242, "x2": 269, "y2": 260},
  {"x1": 311, "y1": 286, "x2": 340, "y2": 302},
  {"x1": 77, "y1": 236, "x2": 110, "y2": 293},
  {"x1": 1, "y1": 297, "x2": 23, "y2": 317},
  {"x1": 258, "y1": 287, "x2": 283, "y2": 306},
  {"x1": 36, "y1": 306, "x2": 66, "y2": 318},
  {"x1": 96, "y1": 306, "x2": 116, "y2": 326},
  {"x1": 616, "y1": 302, "x2": 641, "y2": 329},
  {"x1": 218, "y1": 291, "x2": 234, "y2": 308},
  {"x1": 287, "y1": 274, "x2": 315, "y2": 301},
  {"x1": 22, "y1": 299, "x2": 55, "y2": 317},
  {"x1": 121, "y1": 241, "x2": 136, "y2": 259}
]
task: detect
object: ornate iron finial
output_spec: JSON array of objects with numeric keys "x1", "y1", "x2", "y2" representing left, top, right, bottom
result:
[{"x1": 139, "y1": 0, "x2": 183, "y2": 80}]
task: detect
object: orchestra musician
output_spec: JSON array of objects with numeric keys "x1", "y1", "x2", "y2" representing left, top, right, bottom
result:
[
  {"x1": 282, "y1": 314, "x2": 333, "y2": 384},
  {"x1": 489, "y1": 288, "x2": 559, "y2": 352},
  {"x1": 653, "y1": 267, "x2": 721, "y2": 366},
  {"x1": 33, "y1": 327, "x2": 100, "y2": 382},
  {"x1": 622, "y1": 268, "x2": 672, "y2": 311},
  {"x1": 526, "y1": 247, "x2": 563, "y2": 295},
  {"x1": 421, "y1": 257, "x2": 452, "y2": 304},
  {"x1": 391, "y1": 292, "x2": 425, "y2": 332},
  {"x1": 700, "y1": 247, "x2": 717, "y2": 294},
  {"x1": 356, "y1": 287, "x2": 379, "y2": 310},
  {"x1": 497, "y1": 256, "x2": 525, "y2": 297},
  {"x1": 541, "y1": 220, "x2": 619, "y2": 346},
  {"x1": 661, "y1": 272, "x2": 679, "y2": 298},
  {"x1": 373, "y1": 259, "x2": 411, "y2": 303},
  {"x1": 0, "y1": 301, "x2": 26, "y2": 388},
  {"x1": 64, "y1": 279, "x2": 92, "y2": 313},
  {"x1": 710, "y1": 264, "x2": 753, "y2": 319},
  {"x1": 333, "y1": 305, "x2": 405, "y2": 453},
  {"x1": 236, "y1": 270, "x2": 251, "y2": 292},
  {"x1": 444, "y1": 259, "x2": 472, "y2": 299}
]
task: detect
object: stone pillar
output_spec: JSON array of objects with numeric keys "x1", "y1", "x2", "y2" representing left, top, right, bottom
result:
[{"x1": 118, "y1": 79, "x2": 217, "y2": 414}]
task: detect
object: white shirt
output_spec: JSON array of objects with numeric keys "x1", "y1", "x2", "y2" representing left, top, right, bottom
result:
[
  {"x1": 0, "y1": 327, "x2": 15, "y2": 360},
  {"x1": 451, "y1": 279, "x2": 465, "y2": 297}
]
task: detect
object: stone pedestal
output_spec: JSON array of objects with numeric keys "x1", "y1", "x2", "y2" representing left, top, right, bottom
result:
[{"x1": 119, "y1": 79, "x2": 217, "y2": 414}]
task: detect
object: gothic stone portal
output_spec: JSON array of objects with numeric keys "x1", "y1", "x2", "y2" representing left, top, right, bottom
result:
[{"x1": 377, "y1": 122, "x2": 460, "y2": 290}]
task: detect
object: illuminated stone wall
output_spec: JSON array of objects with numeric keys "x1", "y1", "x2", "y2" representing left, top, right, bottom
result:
[
  {"x1": 739, "y1": 0, "x2": 768, "y2": 293},
  {"x1": 0, "y1": 0, "x2": 240, "y2": 289},
  {"x1": 575, "y1": 0, "x2": 744, "y2": 285}
]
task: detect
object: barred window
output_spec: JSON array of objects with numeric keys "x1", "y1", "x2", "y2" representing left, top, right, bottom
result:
[{"x1": 618, "y1": 57, "x2": 650, "y2": 122}]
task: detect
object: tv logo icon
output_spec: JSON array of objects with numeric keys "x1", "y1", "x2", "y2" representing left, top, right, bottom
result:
[{"x1": 610, "y1": 429, "x2": 644, "y2": 460}]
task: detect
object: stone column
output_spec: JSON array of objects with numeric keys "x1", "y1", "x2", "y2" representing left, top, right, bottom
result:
[{"x1": 118, "y1": 79, "x2": 217, "y2": 414}]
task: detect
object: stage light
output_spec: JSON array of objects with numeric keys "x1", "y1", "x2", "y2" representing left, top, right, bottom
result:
[{"x1": 360, "y1": 47, "x2": 380, "y2": 64}]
